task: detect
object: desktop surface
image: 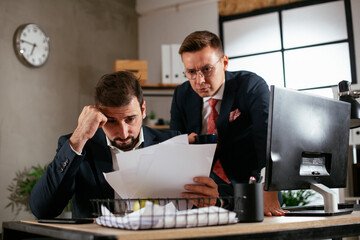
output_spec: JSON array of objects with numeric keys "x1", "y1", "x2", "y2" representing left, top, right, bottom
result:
[{"x1": 3, "y1": 209, "x2": 360, "y2": 240}]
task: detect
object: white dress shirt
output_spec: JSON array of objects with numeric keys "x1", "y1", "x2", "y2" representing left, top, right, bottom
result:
[
  {"x1": 106, "y1": 127, "x2": 144, "y2": 199},
  {"x1": 106, "y1": 127, "x2": 145, "y2": 171}
]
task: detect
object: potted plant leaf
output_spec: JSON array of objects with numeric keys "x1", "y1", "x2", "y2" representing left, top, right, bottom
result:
[
  {"x1": 281, "y1": 189, "x2": 315, "y2": 207},
  {"x1": 6, "y1": 164, "x2": 72, "y2": 217},
  {"x1": 148, "y1": 110, "x2": 157, "y2": 125}
]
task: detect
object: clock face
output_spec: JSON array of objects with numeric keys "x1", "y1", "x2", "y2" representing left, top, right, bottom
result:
[{"x1": 13, "y1": 23, "x2": 50, "y2": 67}]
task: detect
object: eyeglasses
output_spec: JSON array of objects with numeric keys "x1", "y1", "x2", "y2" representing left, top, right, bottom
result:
[{"x1": 184, "y1": 56, "x2": 223, "y2": 80}]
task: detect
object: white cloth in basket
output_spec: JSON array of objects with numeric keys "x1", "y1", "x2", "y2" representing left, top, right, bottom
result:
[{"x1": 95, "y1": 201, "x2": 237, "y2": 230}]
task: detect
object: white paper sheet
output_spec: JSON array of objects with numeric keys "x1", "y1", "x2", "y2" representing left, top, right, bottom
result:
[{"x1": 103, "y1": 134, "x2": 216, "y2": 199}]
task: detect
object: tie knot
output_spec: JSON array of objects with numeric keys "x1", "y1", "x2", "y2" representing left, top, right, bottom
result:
[{"x1": 208, "y1": 98, "x2": 218, "y2": 108}]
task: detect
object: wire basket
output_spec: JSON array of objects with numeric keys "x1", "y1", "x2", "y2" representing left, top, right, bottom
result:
[{"x1": 90, "y1": 197, "x2": 237, "y2": 230}]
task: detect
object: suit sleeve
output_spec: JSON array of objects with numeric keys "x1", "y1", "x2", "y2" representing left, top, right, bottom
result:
[
  {"x1": 29, "y1": 135, "x2": 84, "y2": 219},
  {"x1": 247, "y1": 76, "x2": 270, "y2": 171},
  {"x1": 170, "y1": 87, "x2": 187, "y2": 134}
]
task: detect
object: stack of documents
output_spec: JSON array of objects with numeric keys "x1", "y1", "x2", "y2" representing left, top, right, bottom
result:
[
  {"x1": 95, "y1": 201, "x2": 237, "y2": 230},
  {"x1": 103, "y1": 134, "x2": 217, "y2": 199}
]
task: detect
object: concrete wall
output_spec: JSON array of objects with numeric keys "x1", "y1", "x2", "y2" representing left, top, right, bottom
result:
[{"x1": 0, "y1": 0, "x2": 137, "y2": 226}]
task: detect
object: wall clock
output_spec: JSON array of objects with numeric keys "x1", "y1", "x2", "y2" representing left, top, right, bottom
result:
[{"x1": 13, "y1": 23, "x2": 50, "y2": 67}]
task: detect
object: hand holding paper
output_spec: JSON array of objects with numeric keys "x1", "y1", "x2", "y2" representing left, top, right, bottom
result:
[
  {"x1": 103, "y1": 134, "x2": 217, "y2": 200},
  {"x1": 182, "y1": 176, "x2": 219, "y2": 207}
]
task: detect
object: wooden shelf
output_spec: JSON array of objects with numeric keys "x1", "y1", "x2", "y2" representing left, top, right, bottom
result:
[
  {"x1": 146, "y1": 125, "x2": 170, "y2": 129},
  {"x1": 142, "y1": 84, "x2": 177, "y2": 97},
  {"x1": 141, "y1": 83, "x2": 179, "y2": 89}
]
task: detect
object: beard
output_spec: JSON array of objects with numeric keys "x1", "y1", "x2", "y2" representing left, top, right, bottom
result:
[{"x1": 110, "y1": 134, "x2": 140, "y2": 151}]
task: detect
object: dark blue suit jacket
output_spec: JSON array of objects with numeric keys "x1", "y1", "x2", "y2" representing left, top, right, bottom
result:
[
  {"x1": 30, "y1": 126, "x2": 180, "y2": 219},
  {"x1": 170, "y1": 71, "x2": 269, "y2": 195}
]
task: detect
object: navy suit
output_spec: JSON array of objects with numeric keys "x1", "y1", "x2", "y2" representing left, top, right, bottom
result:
[
  {"x1": 30, "y1": 126, "x2": 180, "y2": 219},
  {"x1": 170, "y1": 71, "x2": 269, "y2": 195}
]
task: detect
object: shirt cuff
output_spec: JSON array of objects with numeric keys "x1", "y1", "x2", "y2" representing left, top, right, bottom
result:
[{"x1": 69, "y1": 143, "x2": 83, "y2": 156}]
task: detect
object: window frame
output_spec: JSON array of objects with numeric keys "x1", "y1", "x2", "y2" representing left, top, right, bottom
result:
[{"x1": 219, "y1": 0, "x2": 357, "y2": 90}]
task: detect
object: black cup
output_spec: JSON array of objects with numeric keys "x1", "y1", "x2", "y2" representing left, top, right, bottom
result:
[
  {"x1": 195, "y1": 134, "x2": 217, "y2": 144},
  {"x1": 233, "y1": 183, "x2": 264, "y2": 222}
]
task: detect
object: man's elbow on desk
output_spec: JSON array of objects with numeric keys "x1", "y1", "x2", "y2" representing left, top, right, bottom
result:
[{"x1": 29, "y1": 185, "x2": 66, "y2": 219}]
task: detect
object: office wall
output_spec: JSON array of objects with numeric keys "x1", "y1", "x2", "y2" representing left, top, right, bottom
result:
[
  {"x1": 137, "y1": 0, "x2": 218, "y2": 83},
  {"x1": 137, "y1": 0, "x2": 218, "y2": 121},
  {"x1": 0, "y1": 0, "x2": 137, "y2": 226}
]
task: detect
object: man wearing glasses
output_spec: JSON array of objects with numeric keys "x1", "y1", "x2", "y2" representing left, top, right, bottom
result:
[{"x1": 170, "y1": 31, "x2": 286, "y2": 216}]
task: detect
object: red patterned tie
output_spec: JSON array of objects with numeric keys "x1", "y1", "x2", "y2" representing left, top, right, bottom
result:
[{"x1": 207, "y1": 99, "x2": 230, "y2": 184}]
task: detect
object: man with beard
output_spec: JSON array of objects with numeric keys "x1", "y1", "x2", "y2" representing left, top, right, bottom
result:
[{"x1": 30, "y1": 71, "x2": 219, "y2": 219}]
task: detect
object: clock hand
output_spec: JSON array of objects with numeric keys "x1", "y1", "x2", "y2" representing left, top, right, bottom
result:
[
  {"x1": 20, "y1": 39, "x2": 36, "y2": 46},
  {"x1": 30, "y1": 44, "x2": 37, "y2": 55}
]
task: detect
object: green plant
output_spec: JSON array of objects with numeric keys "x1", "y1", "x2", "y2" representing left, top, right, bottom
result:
[
  {"x1": 7, "y1": 164, "x2": 73, "y2": 216},
  {"x1": 6, "y1": 164, "x2": 47, "y2": 216},
  {"x1": 281, "y1": 189, "x2": 315, "y2": 207},
  {"x1": 150, "y1": 111, "x2": 156, "y2": 120}
]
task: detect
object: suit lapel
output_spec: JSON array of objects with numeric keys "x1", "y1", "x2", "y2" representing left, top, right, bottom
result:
[
  {"x1": 190, "y1": 91, "x2": 203, "y2": 134},
  {"x1": 143, "y1": 127, "x2": 156, "y2": 147},
  {"x1": 218, "y1": 72, "x2": 236, "y2": 141}
]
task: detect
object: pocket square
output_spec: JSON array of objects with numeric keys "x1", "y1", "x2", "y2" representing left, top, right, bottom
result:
[{"x1": 229, "y1": 109, "x2": 241, "y2": 122}]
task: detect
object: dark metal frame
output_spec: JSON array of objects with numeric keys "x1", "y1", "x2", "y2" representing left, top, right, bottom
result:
[{"x1": 219, "y1": 0, "x2": 357, "y2": 88}]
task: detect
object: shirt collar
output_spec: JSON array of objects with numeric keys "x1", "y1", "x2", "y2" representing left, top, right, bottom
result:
[
  {"x1": 106, "y1": 127, "x2": 144, "y2": 152},
  {"x1": 203, "y1": 79, "x2": 225, "y2": 103}
]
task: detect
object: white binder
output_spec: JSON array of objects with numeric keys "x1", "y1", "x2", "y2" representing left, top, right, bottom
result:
[
  {"x1": 161, "y1": 45, "x2": 172, "y2": 84},
  {"x1": 171, "y1": 44, "x2": 187, "y2": 84}
]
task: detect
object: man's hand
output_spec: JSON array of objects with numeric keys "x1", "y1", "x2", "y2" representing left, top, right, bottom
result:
[
  {"x1": 69, "y1": 106, "x2": 108, "y2": 153},
  {"x1": 188, "y1": 132, "x2": 197, "y2": 144},
  {"x1": 263, "y1": 187, "x2": 289, "y2": 216},
  {"x1": 182, "y1": 176, "x2": 219, "y2": 207}
]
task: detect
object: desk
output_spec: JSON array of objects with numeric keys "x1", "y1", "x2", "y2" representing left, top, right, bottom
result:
[{"x1": 3, "y1": 211, "x2": 360, "y2": 240}]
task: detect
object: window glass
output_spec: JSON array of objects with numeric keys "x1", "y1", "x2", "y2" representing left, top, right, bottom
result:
[
  {"x1": 220, "y1": 0, "x2": 354, "y2": 93},
  {"x1": 284, "y1": 43, "x2": 351, "y2": 90},
  {"x1": 228, "y1": 52, "x2": 284, "y2": 87},
  {"x1": 282, "y1": 1, "x2": 347, "y2": 48},
  {"x1": 223, "y1": 12, "x2": 281, "y2": 57}
]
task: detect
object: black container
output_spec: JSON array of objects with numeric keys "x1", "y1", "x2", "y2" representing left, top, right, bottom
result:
[
  {"x1": 233, "y1": 183, "x2": 264, "y2": 222},
  {"x1": 195, "y1": 134, "x2": 217, "y2": 144}
]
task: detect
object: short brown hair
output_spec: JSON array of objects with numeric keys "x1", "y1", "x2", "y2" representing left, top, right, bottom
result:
[
  {"x1": 94, "y1": 71, "x2": 143, "y2": 108},
  {"x1": 178, "y1": 31, "x2": 224, "y2": 56}
]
